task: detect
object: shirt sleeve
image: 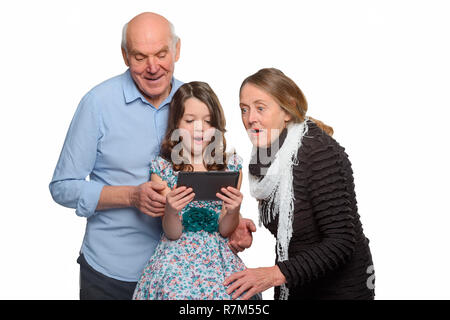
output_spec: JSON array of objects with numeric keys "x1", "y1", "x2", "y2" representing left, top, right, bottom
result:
[
  {"x1": 276, "y1": 136, "x2": 357, "y2": 289},
  {"x1": 227, "y1": 153, "x2": 243, "y2": 172},
  {"x1": 49, "y1": 91, "x2": 104, "y2": 218}
]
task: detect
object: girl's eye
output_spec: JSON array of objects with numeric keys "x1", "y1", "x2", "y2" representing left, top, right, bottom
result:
[
  {"x1": 185, "y1": 120, "x2": 194, "y2": 123},
  {"x1": 205, "y1": 120, "x2": 211, "y2": 124}
]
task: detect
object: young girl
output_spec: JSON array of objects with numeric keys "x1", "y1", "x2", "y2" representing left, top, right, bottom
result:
[{"x1": 133, "y1": 81, "x2": 248, "y2": 300}]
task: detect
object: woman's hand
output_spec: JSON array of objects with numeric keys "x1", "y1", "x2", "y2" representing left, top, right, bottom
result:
[
  {"x1": 165, "y1": 186, "x2": 195, "y2": 216},
  {"x1": 223, "y1": 266, "x2": 286, "y2": 300},
  {"x1": 216, "y1": 186, "x2": 243, "y2": 216}
]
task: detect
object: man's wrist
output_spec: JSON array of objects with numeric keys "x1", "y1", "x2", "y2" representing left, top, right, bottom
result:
[{"x1": 127, "y1": 186, "x2": 138, "y2": 208}]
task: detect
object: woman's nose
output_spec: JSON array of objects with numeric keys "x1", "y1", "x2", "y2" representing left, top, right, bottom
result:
[{"x1": 247, "y1": 109, "x2": 258, "y2": 124}]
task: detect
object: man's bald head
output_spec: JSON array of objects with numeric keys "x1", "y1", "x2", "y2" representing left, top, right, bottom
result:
[
  {"x1": 121, "y1": 12, "x2": 178, "y2": 55},
  {"x1": 120, "y1": 12, "x2": 181, "y2": 108}
]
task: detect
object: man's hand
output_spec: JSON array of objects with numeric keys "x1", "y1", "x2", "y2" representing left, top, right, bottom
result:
[
  {"x1": 129, "y1": 181, "x2": 167, "y2": 217},
  {"x1": 228, "y1": 217, "x2": 256, "y2": 254}
]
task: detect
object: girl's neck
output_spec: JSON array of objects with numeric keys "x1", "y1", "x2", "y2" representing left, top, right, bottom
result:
[{"x1": 184, "y1": 149, "x2": 207, "y2": 172}]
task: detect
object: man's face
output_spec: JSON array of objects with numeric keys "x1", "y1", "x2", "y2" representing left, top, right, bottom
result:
[{"x1": 123, "y1": 26, "x2": 180, "y2": 107}]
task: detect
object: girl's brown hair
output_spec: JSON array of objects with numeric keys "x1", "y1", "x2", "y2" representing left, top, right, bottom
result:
[
  {"x1": 160, "y1": 81, "x2": 228, "y2": 172},
  {"x1": 240, "y1": 68, "x2": 334, "y2": 136}
]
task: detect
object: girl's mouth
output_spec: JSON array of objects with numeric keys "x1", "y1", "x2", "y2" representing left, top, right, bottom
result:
[{"x1": 193, "y1": 136, "x2": 204, "y2": 144}]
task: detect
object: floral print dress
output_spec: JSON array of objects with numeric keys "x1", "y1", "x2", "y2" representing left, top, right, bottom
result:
[{"x1": 133, "y1": 154, "x2": 247, "y2": 300}]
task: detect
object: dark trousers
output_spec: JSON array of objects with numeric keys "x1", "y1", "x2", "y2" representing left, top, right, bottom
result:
[
  {"x1": 77, "y1": 254, "x2": 262, "y2": 300},
  {"x1": 77, "y1": 254, "x2": 137, "y2": 300}
]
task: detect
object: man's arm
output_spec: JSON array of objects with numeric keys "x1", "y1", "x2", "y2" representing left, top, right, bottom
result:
[
  {"x1": 49, "y1": 92, "x2": 104, "y2": 218},
  {"x1": 96, "y1": 183, "x2": 166, "y2": 216}
]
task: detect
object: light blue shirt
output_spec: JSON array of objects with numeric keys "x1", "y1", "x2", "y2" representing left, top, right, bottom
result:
[{"x1": 50, "y1": 69, "x2": 183, "y2": 281}]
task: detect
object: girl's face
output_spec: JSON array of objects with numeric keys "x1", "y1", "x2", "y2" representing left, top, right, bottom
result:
[
  {"x1": 178, "y1": 97, "x2": 215, "y2": 158},
  {"x1": 239, "y1": 83, "x2": 292, "y2": 147}
]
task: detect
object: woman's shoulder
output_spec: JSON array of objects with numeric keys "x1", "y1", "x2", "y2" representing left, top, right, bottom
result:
[
  {"x1": 299, "y1": 119, "x2": 345, "y2": 156},
  {"x1": 294, "y1": 119, "x2": 351, "y2": 173}
]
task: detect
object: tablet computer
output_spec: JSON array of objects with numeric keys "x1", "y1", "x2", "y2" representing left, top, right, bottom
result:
[{"x1": 177, "y1": 171, "x2": 239, "y2": 201}]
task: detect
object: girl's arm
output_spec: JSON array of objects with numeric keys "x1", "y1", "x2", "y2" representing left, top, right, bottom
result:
[{"x1": 217, "y1": 170, "x2": 243, "y2": 238}]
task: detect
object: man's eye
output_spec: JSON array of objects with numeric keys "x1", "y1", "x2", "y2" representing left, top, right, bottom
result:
[
  {"x1": 257, "y1": 106, "x2": 264, "y2": 112},
  {"x1": 135, "y1": 55, "x2": 145, "y2": 61},
  {"x1": 158, "y1": 52, "x2": 167, "y2": 59},
  {"x1": 240, "y1": 108, "x2": 247, "y2": 114}
]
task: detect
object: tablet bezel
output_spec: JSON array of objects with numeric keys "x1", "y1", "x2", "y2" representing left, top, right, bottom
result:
[{"x1": 176, "y1": 171, "x2": 239, "y2": 201}]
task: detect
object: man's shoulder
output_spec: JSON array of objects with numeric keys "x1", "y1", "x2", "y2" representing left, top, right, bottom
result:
[{"x1": 87, "y1": 71, "x2": 127, "y2": 98}]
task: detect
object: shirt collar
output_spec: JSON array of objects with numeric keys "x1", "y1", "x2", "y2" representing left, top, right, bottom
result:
[{"x1": 122, "y1": 69, "x2": 181, "y2": 109}]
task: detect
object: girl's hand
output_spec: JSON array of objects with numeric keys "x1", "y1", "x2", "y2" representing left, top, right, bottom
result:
[
  {"x1": 165, "y1": 186, "x2": 195, "y2": 216},
  {"x1": 216, "y1": 186, "x2": 243, "y2": 216}
]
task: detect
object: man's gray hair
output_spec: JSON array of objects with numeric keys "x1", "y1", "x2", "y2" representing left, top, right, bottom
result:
[{"x1": 121, "y1": 20, "x2": 179, "y2": 55}]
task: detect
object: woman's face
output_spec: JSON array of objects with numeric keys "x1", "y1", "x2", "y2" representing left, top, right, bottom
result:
[
  {"x1": 178, "y1": 97, "x2": 215, "y2": 158},
  {"x1": 239, "y1": 83, "x2": 292, "y2": 147}
]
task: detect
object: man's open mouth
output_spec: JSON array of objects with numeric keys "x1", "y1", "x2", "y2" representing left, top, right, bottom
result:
[{"x1": 144, "y1": 75, "x2": 163, "y2": 82}]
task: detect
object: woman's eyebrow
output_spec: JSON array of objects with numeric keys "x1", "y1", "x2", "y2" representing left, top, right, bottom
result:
[{"x1": 254, "y1": 99, "x2": 268, "y2": 106}]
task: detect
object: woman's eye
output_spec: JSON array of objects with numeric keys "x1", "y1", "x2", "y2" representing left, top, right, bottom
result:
[{"x1": 185, "y1": 120, "x2": 194, "y2": 123}]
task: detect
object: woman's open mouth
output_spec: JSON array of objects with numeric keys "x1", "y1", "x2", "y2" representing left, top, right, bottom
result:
[{"x1": 250, "y1": 128, "x2": 263, "y2": 136}]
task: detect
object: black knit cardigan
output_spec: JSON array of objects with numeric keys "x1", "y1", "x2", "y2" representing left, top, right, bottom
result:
[{"x1": 250, "y1": 120, "x2": 375, "y2": 300}]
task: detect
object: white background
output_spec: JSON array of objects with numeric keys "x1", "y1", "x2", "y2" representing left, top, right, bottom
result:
[{"x1": 0, "y1": 0, "x2": 449, "y2": 299}]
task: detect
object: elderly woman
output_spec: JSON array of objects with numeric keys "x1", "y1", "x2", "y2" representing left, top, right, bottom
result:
[{"x1": 224, "y1": 68, "x2": 375, "y2": 300}]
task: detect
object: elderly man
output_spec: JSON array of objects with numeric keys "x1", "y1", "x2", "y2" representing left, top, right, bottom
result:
[{"x1": 50, "y1": 12, "x2": 256, "y2": 300}]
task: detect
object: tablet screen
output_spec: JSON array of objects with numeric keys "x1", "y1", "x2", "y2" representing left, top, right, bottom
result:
[{"x1": 177, "y1": 171, "x2": 239, "y2": 201}]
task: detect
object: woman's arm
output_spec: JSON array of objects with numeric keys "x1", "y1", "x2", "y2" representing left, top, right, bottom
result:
[
  {"x1": 224, "y1": 135, "x2": 358, "y2": 299},
  {"x1": 275, "y1": 138, "x2": 357, "y2": 289},
  {"x1": 217, "y1": 170, "x2": 243, "y2": 238}
]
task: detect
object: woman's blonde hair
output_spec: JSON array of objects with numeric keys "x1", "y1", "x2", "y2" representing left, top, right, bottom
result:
[{"x1": 240, "y1": 68, "x2": 334, "y2": 136}]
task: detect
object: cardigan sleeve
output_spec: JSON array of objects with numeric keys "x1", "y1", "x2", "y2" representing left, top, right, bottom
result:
[{"x1": 276, "y1": 134, "x2": 357, "y2": 289}]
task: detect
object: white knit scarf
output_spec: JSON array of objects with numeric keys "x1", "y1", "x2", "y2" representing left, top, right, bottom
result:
[{"x1": 248, "y1": 120, "x2": 309, "y2": 300}]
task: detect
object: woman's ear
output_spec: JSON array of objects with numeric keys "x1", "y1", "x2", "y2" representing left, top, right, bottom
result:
[{"x1": 284, "y1": 113, "x2": 292, "y2": 123}]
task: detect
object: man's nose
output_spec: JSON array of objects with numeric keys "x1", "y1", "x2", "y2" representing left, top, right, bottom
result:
[{"x1": 145, "y1": 57, "x2": 159, "y2": 74}]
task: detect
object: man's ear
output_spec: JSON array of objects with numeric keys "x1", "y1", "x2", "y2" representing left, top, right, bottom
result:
[
  {"x1": 174, "y1": 38, "x2": 181, "y2": 62},
  {"x1": 121, "y1": 48, "x2": 130, "y2": 67}
]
